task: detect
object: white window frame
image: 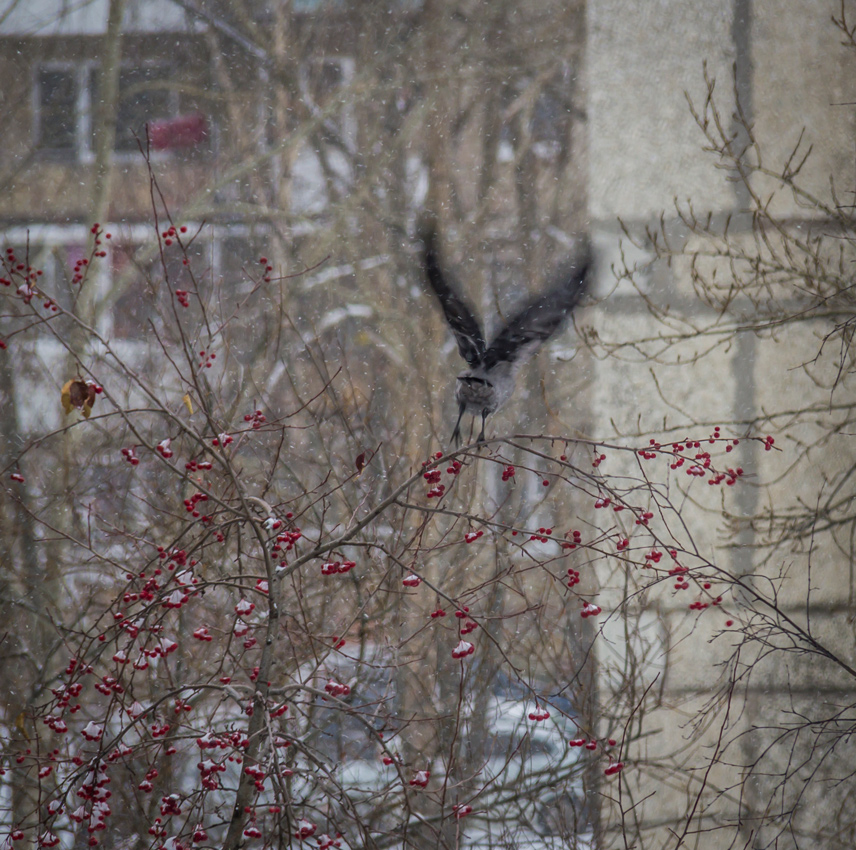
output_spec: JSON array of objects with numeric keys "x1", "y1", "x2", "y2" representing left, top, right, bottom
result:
[
  {"x1": 1, "y1": 222, "x2": 279, "y2": 341},
  {"x1": 32, "y1": 61, "x2": 98, "y2": 161}
]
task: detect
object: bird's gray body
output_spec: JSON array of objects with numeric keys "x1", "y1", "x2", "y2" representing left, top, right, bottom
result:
[
  {"x1": 423, "y1": 229, "x2": 590, "y2": 445},
  {"x1": 455, "y1": 362, "x2": 515, "y2": 416}
]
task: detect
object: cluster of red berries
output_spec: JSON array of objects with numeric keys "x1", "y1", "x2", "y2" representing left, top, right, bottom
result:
[
  {"x1": 530, "y1": 527, "x2": 552, "y2": 543},
  {"x1": 422, "y1": 451, "x2": 451, "y2": 497},
  {"x1": 632, "y1": 432, "x2": 753, "y2": 490},
  {"x1": 409, "y1": 770, "x2": 430, "y2": 787},
  {"x1": 71, "y1": 254, "x2": 89, "y2": 285},
  {"x1": 121, "y1": 446, "x2": 140, "y2": 466},
  {"x1": 161, "y1": 224, "x2": 187, "y2": 247},
  {"x1": 182, "y1": 492, "x2": 209, "y2": 520},
  {"x1": 294, "y1": 819, "x2": 318, "y2": 840},
  {"x1": 321, "y1": 560, "x2": 356, "y2": 575},
  {"x1": 272, "y1": 527, "x2": 301, "y2": 555},
  {"x1": 91, "y1": 223, "x2": 110, "y2": 259},
  {"x1": 244, "y1": 409, "x2": 267, "y2": 429},
  {"x1": 562, "y1": 529, "x2": 583, "y2": 550},
  {"x1": 568, "y1": 736, "x2": 625, "y2": 776},
  {"x1": 197, "y1": 758, "x2": 226, "y2": 790},
  {"x1": 324, "y1": 679, "x2": 351, "y2": 697},
  {"x1": 688, "y1": 596, "x2": 723, "y2": 611},
  {"x1": 452, "y1": 639, "x2": 474, "y2": 659}
]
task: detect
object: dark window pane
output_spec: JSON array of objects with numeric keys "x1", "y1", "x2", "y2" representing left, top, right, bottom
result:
[
  {"x1": 110, "y1": 237, "x2": 209, "y2": 339},
  {"x1": 37, "y1": 69, "x2": 76, "y2": 150},
  {"x1": 219, "y1": 235, "x2": 267, "y2": 292},
  {"x1": 85, "y1": 66, "x2": 98, "y2": 153},
  {"x1": 110, "y1": 243, "x2": 159, "y2": 339},
  {"x1": 316, "y1": 59, "x2": 344, "y2": 97},
  {"x1": 115, "y1": 67, "x2": 173, "y2": 153}
]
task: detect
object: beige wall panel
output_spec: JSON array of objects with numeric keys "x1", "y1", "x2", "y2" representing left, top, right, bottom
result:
[
  {"x1": 588, "y1": 0, "x2": 736, "y2": 222},
  {"x1": 752, "y1": 2, "x2": 856, "y2": 217}
]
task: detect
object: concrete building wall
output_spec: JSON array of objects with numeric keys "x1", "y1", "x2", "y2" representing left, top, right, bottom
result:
[{"x1": 587, "y1": 2, "x2": 856, "y2": 846}]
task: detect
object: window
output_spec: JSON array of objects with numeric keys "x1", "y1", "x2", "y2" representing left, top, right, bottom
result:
[
  {"x1": 218, "y1": 234, "x2": 268, "y2": 292},
  {"x1": 498, "y1": 78, "x2": 576, "y2": 163},
  {"x1": 34, "y1": 64, "x2": 95, "y2": 156},
  {"x1": 290, "y1": 56, "x2": 355, "y2": 213},
  {"x1": 297, "y1": 56, "x2": 355, "y2": 146},
  {"x1": 115, "y1": 66, "x2": 178, "y2": 153},
  {"x1": 109, "y1": 233, "x2": 211, "y2": 340},
  {"x1": 34, "y1": 63, "x2": 189, "y2": 160},
  {"x1": 315, "y1": 58, "x2": 347, "y2": 98},
  {"x1": 1, "y1": 225, "x2": 260, "y2": 342},
  {"x1": 109, "y1": 242, "x2": 162, "y2": 340},
  {"x1": 35, "y1": 69, "x2": 77, "y2": 150}
]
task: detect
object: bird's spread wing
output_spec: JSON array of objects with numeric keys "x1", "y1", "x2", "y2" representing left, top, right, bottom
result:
[
  {"x1": 482, "y1": 245, "x2": 590, "y2": 372},
  {"x1": 423, "y1": 230, "x2": 486, "y2": 368}
]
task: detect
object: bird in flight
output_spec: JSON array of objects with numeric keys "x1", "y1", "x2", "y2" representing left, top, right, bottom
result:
[{"x1": 423, "y1": 229, "x2": 590, "y2": 446}]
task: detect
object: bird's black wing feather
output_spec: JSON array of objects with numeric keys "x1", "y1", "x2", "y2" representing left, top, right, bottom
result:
[
  {"x1": 423, "y1": 230, "x2": 486, "y2": 368},
  {"x1": 482, "y1": 246, "x2": 590, "y2": 372}
]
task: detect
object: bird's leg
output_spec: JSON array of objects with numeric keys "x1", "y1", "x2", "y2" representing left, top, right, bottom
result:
[
  {"x1": 451, "y1": 402, "x2": 466, "y2": 447},
  {"x1": 476, "y1": 409, "x2": 488, "y2": 444}
]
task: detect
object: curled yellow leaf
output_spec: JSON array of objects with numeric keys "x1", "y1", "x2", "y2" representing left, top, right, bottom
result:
[{"x1": 61, "y1": 379, "x2": 97, "y2": 418}]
